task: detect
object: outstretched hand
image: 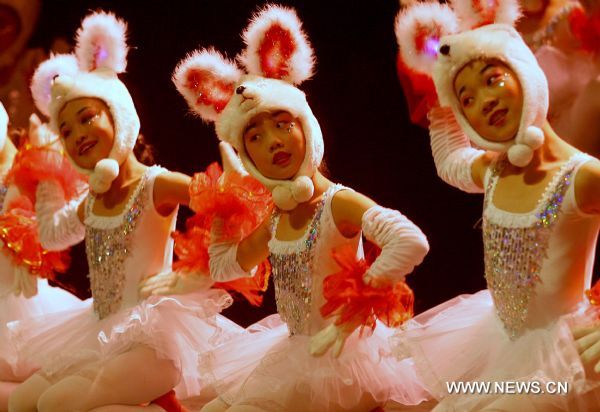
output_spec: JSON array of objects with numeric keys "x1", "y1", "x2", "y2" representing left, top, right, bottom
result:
[
  {"x1": 572, "y1": 323, "x2": 600, "y2": 374},
  {"x1": 309, "y1": 322, "x2": 356, "y2": 358},
  {"x1": 28, "y1": 114, "x2": 59, "y2": 149},
  {"x1": 219, "y1": 141, "x2": 247, "y2": 178},
  {"x1": 138, "y1": 271, "x2": 213, "y2": 299}
]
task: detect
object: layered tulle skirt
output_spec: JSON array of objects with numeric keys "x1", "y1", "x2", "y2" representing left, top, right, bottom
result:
[
  {"x1": 200, "y1": 314, "x2": 429, "y2": 411},
  {"x1": 8, "y1": 288, "x2": 243, "y2": 398},
  {"x1": 391, "y1": 290, "x2": 600, "y2": 411},
  {"x1": 0, "y1": 278, "x2": 88, "y2": 380}
]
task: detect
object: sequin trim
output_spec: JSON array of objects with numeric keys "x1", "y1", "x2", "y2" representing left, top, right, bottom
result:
[
  {"x1": 85, "y1": 172, "x2": 149, "y2": 319},
  {"x1": 0, "y1": 184, "x2": 8, "y2": 211},
  {"x1": 483, "y1": 158, "x2": 576, "y2": 338},
  {"x1": 269, "y1": 189, "x2": 331, "y2": 336}
]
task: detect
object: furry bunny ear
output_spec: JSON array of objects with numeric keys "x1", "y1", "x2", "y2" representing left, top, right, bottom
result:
[
  {"x1": 451, "y1": 0, "x2": 520, "y2": 29},
  {"x1": 395, "y1": 2, "x2": 459, "y2": 76},
  {"x1": 173, "y1": 48, "x2": 242, "y2": 123},
  {"x1": 239, "y1": 5, "x2": 315, "y2": 84},
  {"x1": 30, "y1": 53, "x2": 79, "y2": 116},
  {"x1": 75, "y1": 11, "x2": 129, "y2": 73}
]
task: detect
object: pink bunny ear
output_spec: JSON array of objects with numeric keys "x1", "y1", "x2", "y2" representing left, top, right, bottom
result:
[
  {"x1": 30, "y1": 53, "x2": 79, "y2": 117},
  {"x1": 451, "y1": 0, "x2": 520, "y2": 29},
  {"x1": 239, "y1": 5, "x2": 315, "y2": 84},
  {"x1": 75, "y1": 11, "x2": 128, "y2": 73},
  {"x1": 395, "y1": 2, "x2": 459, "y2": 76},
  {"x1": 172, "y1": 48, "x2": 242, "y2": 122}
]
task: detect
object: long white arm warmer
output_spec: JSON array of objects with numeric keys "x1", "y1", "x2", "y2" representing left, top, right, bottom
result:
[
  {"x1": 36, "y1": 180, "x2": 87, "y2": 251},
  {"x1": 429, "y1": 106, "x2": 485, "y2": 194},
  {"x1": 208, "y1": 242, "x2": 255, "y2": 282},
  {"x1": 362, "y1": 206, "x2": 429, "y2": 283}
]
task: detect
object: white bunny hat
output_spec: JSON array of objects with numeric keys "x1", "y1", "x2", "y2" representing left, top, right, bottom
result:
[
  {"x1": 395, "y1": 0, "x2": 548, "y2": 167},
  {"x1": 173, "y1": 5, "x2": 322, "y2": 210},
  {"x1": 30, "y1": 11, "x2": 140, "y2": 193}
]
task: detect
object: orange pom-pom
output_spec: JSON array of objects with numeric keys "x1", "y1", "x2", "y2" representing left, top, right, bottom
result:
[
  {"x1": 0, "y1": 196, "x2": 71, "y2": 280},
  {"x1": 320, "y1": 243, "x2": 414, "y2": 336}
]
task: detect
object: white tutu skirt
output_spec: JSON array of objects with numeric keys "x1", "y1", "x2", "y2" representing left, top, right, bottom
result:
[
  {"x1": 391, "y1": 290, "x2": 600, "y2": 411},
  {"x1": 200, "y1": 314, "x2": 429, "y2": 411},
  {"x1": 0, "y1": 279, "x2": 88, "y2": 380},
  {"x1": 8, "y1": 289, "x2": 242, "y2": 398}
]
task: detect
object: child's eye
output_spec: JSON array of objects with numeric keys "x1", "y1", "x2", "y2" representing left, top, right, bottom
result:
[
  {"x1": 61, "y1": 129, "x2": 71, "y2": 139},
  {"x1": 487, "y1": 74, "x2": 501, "y2": 86},
  {"x1": 82, "y1": 113, "x2": 98, "y2": 125},
  {"x1": 249, "y1": 134, "x2": 260, "y2": 142},
  {"x1": 462, "y1": 97, "x2": 473, "y2": 107}
]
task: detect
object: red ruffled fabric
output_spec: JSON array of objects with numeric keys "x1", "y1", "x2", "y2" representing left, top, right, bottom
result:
[
  {"x1": 0, "y1": 195, "x2": 70, "y2": 281},
  {"x1": 188, "y1": 162, "x2": 272, "y2": 242},
  {"x1": 396, "y1": 53, "x2": 438, "y2": 129},
  {"x1": 569, "y1": 7, "x2": 600, "y2": 54},
  {"x1": 320, "y1": 243, "x2": 414, "y2": 335},
  {"x1": 586, "y1": 279, "x2": 600, "y2": 306},
  {"x1": 5, "y1": 143, "x2": 87, "y2": 203},
  {"x1": 173, "y1": 162, "x2": 272, "y2": 306}
]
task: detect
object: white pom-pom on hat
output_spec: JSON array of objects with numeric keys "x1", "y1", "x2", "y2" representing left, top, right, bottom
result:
[
  {"x1": 272, "y1": 185, "x2": 297, "y2": 211},
  {"x1": 521, "y1": 126, "x2": 544, "y2": 149},
  {"x1": 507, "y1": 144, "x2": 534, "y2": 167},
  {"x1": 76, "y1": 11, "x2": 128, "y2": 73},
  {"x1": 172, "y1": 48, "x2": 242, "y2": 123},
  {"x1": 239, "y1": 4, "x2": 315, "y2": 84},
  {"x1": 89, "y1": 158, "x2": 120, "y2": 193},
  {"x1": 291, "y1": 175, "x2": 314, "y2": 203},
  {"x1": 395, "y1": 2, "x2": 459, "y2": 76}
]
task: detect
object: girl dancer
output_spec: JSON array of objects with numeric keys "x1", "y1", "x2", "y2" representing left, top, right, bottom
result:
[
  {"x1": 171, "y1": 5, "x2": 430, "y2": 412},
  {"x1": 0, "y1": 105, "x2": 88, "y2": 411},
  {"x1": 8, "y1": 11, "x2": 243, "y2": 411},
  {"x1": 394, "y1": 1, "x2": 600, "y2": 410}
]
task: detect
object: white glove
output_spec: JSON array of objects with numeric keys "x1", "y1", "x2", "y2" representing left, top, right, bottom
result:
[
  {"x1": 36, "y1": 180, "x2": 86, "y2": 251},
  {"x1": 11, "y1": 266, "x2": 38, "y2": 298},
  {"x1": 573, "y1": 324, "x2": 600, "y2": 374},
  {"x1": 362, "y1": 206, "x2": 429, "y2": 285},
  {"x1": 429, "y1": 106, "x2": 485, "y2": 193},
  {"x1": 310, "y1": 323, "x2": 354, "y2": 358},
  {"x1": 28, "y1": 114, "x2": 61, "y2": 150},
  {"x1": 138, "y1": 270, "x2": 214, "y2": 299}
]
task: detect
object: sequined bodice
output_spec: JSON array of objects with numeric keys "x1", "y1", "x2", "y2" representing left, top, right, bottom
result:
[
  {"x1": 482, "y1": 155, "x2": 587, "y2": 338},
  {"x1": 85, "y1": 173, "x2": 148, "y2": 319},
  {"x1": 269, "y1": 191, "x2": 329, "y2": 336},
  {"x1": 0, "y1": 184, "x2": 7, "y2": 211}
]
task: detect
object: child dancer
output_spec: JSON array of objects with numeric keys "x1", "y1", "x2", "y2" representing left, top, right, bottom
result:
[
  {"x1": 0, "y1": 105, "x2": 89, "y2": 411},
  {"x1": 394, "y1": 1, "x2": 600, "y2": 410},
  {"x1": 170, "y1": 5, "x2": 430, "y2": 412},
  {"x1": 8, "y1": 11, "x2": 243, "y2": 411}
]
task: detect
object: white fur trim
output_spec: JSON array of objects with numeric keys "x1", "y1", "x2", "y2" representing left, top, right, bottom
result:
[
  {"x1": 30, "y1": 54, "x2": 79, "y2": 117},
  {"x1": 172, "y1": 48, "x2": 242, "y2": 123},
  {"x1": 76, "y1": 11, "x2": 128, "y2": 73},
  {"x1": 239, "y1": 4, "x2": 315, "y2": 85},
  {"x1": 451, "y1": 0, "x2": 520, "y2": 30},
  {"x1": 395, "y1": 2, "x2": 458, "y2": 75},
  {"x1": 89, "y1": 158, "x2": 119, "y2": 193},
  {"x1": 433, "y1": 24, "x2": 548, "y2": 166}
]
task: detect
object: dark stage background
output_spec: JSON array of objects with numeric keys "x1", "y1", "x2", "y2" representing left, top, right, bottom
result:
[{"x1": 28, "y1": 0, "x2": 597, "y2": 326}]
